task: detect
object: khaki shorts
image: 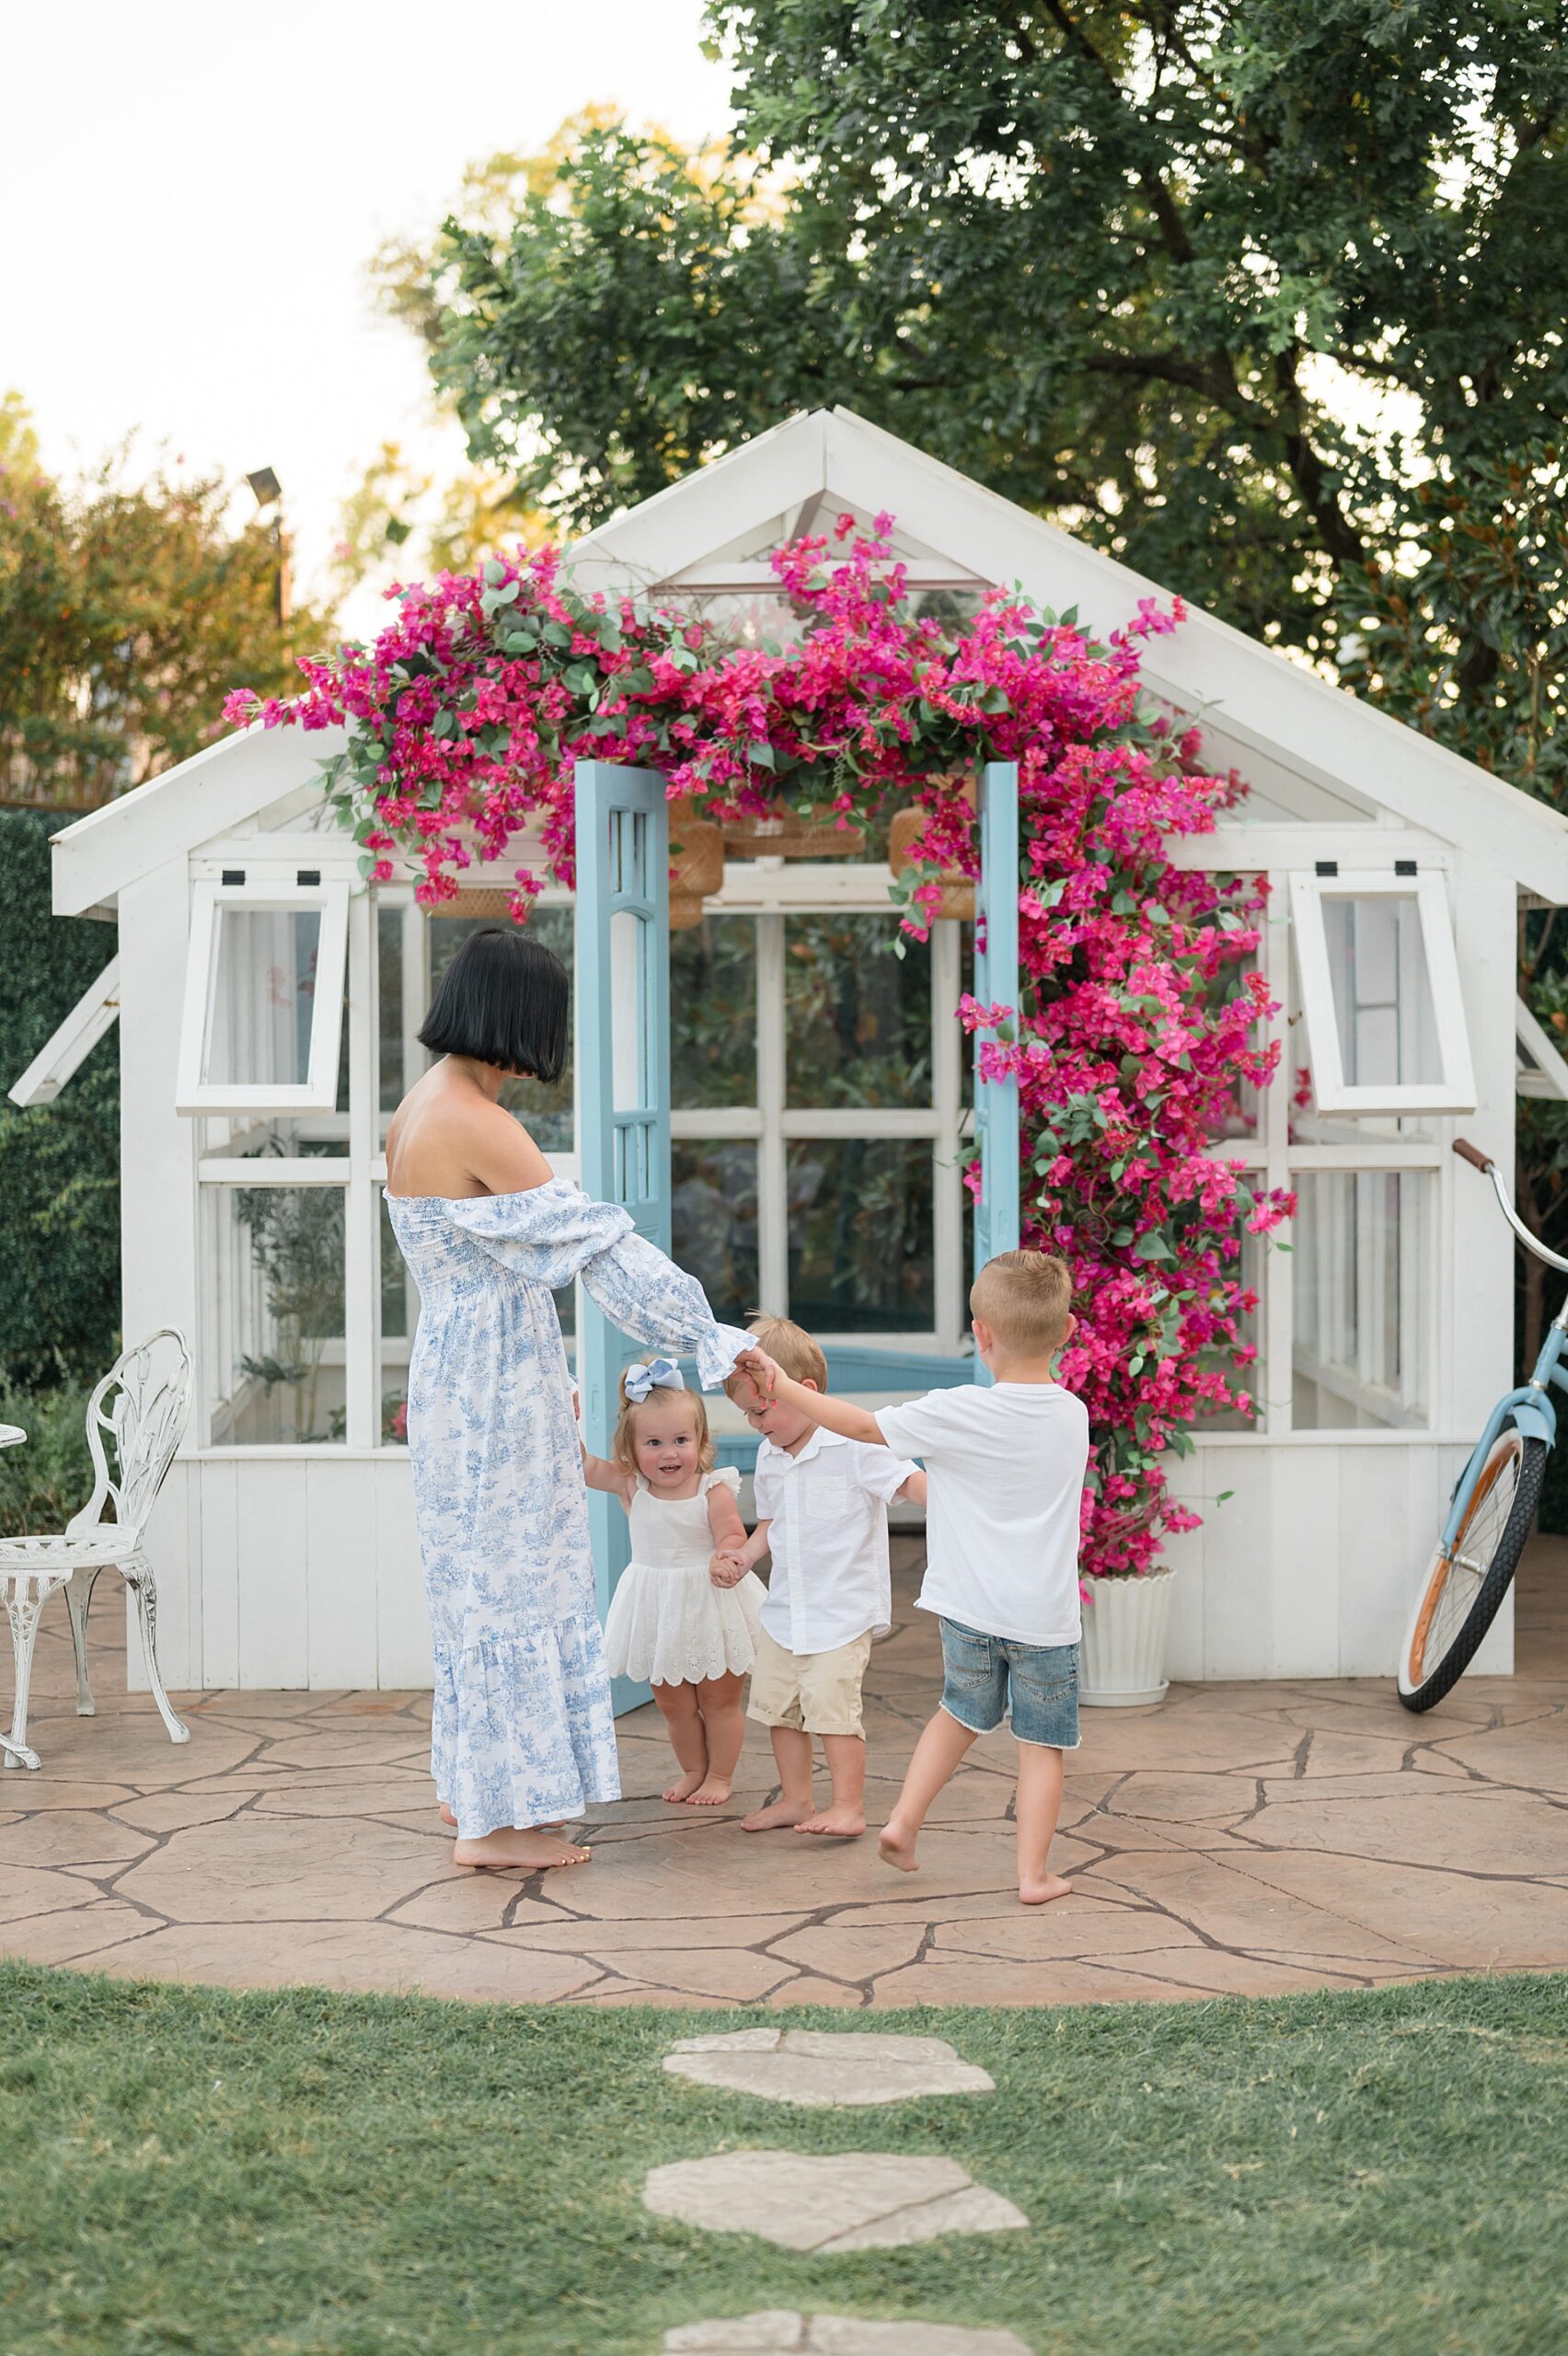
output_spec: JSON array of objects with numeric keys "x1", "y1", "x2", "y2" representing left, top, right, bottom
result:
[{"x1": 747, "y1": 1625, "x2": 873, "y2": 1739}]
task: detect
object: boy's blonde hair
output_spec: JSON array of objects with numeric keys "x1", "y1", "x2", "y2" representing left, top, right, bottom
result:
[
  {"x1": 613, "y1": 1359, "x2": 717, "y2": 1476},
  {"x1": 726, "y1": 1313, "x2": 828, "y2": 1396},
  {"x1": 970, "y1": 1251, "x2": 1073, "y2": 1357}
]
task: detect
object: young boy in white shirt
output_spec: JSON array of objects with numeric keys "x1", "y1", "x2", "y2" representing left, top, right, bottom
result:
[
  {"x1": 737, "y1": 1251, "x2": 1089, "y2": 1905},
  {"x1": 715, "y1": 1317, "x2": 924, "y2": 1841}
]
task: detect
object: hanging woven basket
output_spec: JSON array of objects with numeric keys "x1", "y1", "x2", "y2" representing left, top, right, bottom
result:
[
  {"x1": 668, "y1": 818, "x2": 726, "y2": 930},
  {"x1": 888, "y1": 806, "x2": 975, "y2": 922},
  {"x1": 722, "y1": 800, "x2": 866, "y2": 860},
  {"x1": 428, "y1": 887, "x2": 519, "y2": 921}
]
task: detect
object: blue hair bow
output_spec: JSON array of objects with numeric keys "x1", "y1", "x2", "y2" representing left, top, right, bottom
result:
[{"x1": 624, "y1": 1357, "x2": 686, "y2": 1404}]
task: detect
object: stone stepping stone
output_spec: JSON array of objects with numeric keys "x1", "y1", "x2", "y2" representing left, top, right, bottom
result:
[
  {"x1": 664, "y1": 2316, "x2": 1033, "y2": 2353},
  {"x1": 643, "y1": 2150, "x2": 1028, "y2": 2253},
  {"x1": 663, "y1": 2027, "x2": 994, "y2": 2108}
]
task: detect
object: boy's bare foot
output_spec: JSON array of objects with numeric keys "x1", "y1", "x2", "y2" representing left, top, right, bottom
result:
[
  {"x1": 453, "y1": 1829, "x2": 591, "y2": 1870},
  {"x1": 1019, "y1": 1873, "x2": 1073, "y2": 1906},
  {"x1": 687, "y1": 1774, "x2": 734, "y2": 1807},
  {"x1": 877, "y1": 1819, "x2": 919, "y2": 1873},
  {"x1": 663, "y1": 1768, "x2": 709, "y2": 1803},
  {"x1": 795, "y1": 1806, "x2": 865, "y2": 1839},
  {"x1": 742, "y1": 1796, "x2": 813, "y2": 1831}
]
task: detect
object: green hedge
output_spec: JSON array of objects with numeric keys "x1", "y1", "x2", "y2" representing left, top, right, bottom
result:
[{"x1": 0, "y1": 809, "x2": 120, "y2": 1385}]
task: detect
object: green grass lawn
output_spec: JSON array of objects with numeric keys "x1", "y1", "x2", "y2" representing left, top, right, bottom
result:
[{"x1": 1, "y1": 1964, "x2": 1563, "y2": 2356}]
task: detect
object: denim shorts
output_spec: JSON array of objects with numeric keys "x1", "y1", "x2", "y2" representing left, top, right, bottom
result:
[{"x1": 938, "y1": 1618, "x2": 1080, "y2": 1750}]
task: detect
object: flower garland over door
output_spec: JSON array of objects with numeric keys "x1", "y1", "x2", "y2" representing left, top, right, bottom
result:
[{"x1": 227, "y1": 517, "x2": 1291, "y2": 1576}]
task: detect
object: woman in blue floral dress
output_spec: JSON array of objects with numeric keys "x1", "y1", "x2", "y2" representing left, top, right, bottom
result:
[{"x1": 386, "y1": 928, "x2": 748, "y2": 1872}]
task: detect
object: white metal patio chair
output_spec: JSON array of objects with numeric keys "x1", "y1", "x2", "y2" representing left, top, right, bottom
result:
[{"x1": 0, "y1": 1329, "x2": 192, "y2": 1770}]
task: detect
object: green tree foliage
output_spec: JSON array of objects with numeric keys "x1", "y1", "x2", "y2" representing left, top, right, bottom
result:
[
  {"x1": 0, "y1": 811, "x2": 119, "y2": 1385},
  {"x1": 0, "y1": 397, "x2": 325, "y2": 808},
  {"x1": 412, "y1": 4, "x2": 1566, "y2": 783}
]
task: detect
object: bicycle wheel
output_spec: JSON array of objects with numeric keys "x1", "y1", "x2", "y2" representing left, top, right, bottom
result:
[{"x1": 1398, "y1": 1424, "x2": 1546, "y2": 1712}]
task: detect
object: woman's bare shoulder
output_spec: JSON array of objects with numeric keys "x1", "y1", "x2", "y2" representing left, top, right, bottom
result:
[{"x1": 386, "y1": 1069, "x2": 552, "y2": 1198}]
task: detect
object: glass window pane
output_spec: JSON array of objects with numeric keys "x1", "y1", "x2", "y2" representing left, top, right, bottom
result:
[
  {"x1": 427, "y1": 907, "x2": 574, "y2": 1150},
  {"x1": 1291, "y1": 1169, "x2": 1431, "y2": 1429},
  {"x1": 673, "y1": 1142, "x2": 759, "y2": 1327},
  {"x1": 378, "y1": 1186, "x2": 415, "y2": 1444},
  {"x1": 1322, "y1": 894, "x2": 1442, "y2": 1090},
  {"x1": 377, "y1": 899, "x2": 414, "y2": 1114},
  {"x1": 1196, "y1": 1223, "x2": 1263, "y2": 1428},
  {"x1": 203, "y1": 1186, "x2": 346, "y2": 1443},
  {"x1": 199, "y1": 1120, "x2": 348, "y2": 1158},
  {"x1": 785, "y1": 915, "x2": 931, "y2": 1110},
  {"x1": 788, "y1": 1139, "x2": 934, "y2": 1332},
  {"x1": 671, "y1": 917, "x2": 756, "y2": 1107},
  {"x1": 202, "y1": 907, "x2": 323, "y2": 1089}
]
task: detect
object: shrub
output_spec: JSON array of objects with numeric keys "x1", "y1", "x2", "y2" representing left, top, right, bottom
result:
[{"x1": 0, "y1": 1375, "x2": 95, "y2": 1538}]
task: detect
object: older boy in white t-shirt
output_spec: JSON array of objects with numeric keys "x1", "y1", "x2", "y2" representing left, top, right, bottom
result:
[
  {"x1": 716, "y1": 1316, "x2": 923, "y2": 1840},
  {"x1": 738, "y1": 1252, "x2": 1089, "y2": 1906}
]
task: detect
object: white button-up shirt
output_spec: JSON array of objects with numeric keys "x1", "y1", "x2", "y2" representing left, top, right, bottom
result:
[{"x1": 752, "y1": 1426, "x2": 917, "y2": 1655}]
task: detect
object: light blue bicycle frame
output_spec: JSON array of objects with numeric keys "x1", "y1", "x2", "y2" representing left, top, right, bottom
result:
[{"x1": 1439, "y1": 1152, "x2": 1566, "y2": 1552}]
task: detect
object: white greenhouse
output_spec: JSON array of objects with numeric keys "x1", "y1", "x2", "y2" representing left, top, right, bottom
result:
[{"x1": 24, "y1": 408, "x2": 1568, "y2": 1697}]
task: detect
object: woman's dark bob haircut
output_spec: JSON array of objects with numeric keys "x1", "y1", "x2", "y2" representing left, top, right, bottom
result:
[{"x1": 418, "y1": 928, "x2": 569, "y2": 1083}]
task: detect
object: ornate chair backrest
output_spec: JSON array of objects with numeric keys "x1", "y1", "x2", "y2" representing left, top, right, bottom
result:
[{"x1": 67, "y1": 1330, "x2": 192, "y2": 1543}]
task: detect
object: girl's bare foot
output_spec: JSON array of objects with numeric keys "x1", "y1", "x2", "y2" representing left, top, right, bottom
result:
[
  {"x1": 687, "y1": 1774, "x2": 733, "y2": 1807},
  {"x1": 1019, "y1": 1873, "x2": 1072, "y2": 1906},
  {"x1": 453, "y1": 1829, "x2": 591, "y2": 1870},
  {"x1": 440, "y1": 1802, "x2": 457, "y2": 1826},
  {"x1": 877, "y1": 1819, "x2": 920, "y2": 1873},
  {"x1": 663, "y1": 1768, "x2": 709, "y2": 1803},
  {"x1": 795, "y1": 1806, "x2": 865, "y2": 1839},
  {"x1": 742, "y1": 1796, "x2": 813, "y2": 1831}
]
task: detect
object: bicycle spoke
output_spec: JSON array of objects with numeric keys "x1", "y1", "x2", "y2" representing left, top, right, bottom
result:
[{"x1": 1424, "y1": 1449, "x2": 1521, "y2": 1675}]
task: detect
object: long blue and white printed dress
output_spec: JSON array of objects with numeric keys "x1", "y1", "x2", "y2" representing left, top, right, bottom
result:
[{"x1": 386, "y1": 1179, "x2": 749, "y2": 1839}]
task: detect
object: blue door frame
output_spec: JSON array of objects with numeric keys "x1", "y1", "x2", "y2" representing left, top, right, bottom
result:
[
  {"x1": 574, "y1": 755, "x2": 1021, "y2": 1701},
  {"x1": 574, "y1": 761, "x2": 669, "y2": 1713},
  {"x1": 972, "y1": 761, "x2": 1021, "y2": 1383}
]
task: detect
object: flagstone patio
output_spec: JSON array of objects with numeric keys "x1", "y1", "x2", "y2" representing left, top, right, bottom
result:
[{"x1": 2, "y1": 1538, "x2": 1564, "y2": 2007}]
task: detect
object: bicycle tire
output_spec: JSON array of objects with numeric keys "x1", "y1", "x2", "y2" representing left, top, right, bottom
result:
[{"x1": 1398, "y1": 1426, "x2": 1545, "y2": 1713}]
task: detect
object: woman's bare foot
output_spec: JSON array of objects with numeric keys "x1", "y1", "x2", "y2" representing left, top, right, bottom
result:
[
  {"x1": 444, "y1": 1800, "x2": 565, "y2": 1830},
  {"x1": 877, "y1": 1818, "x2": 920, "y2": 1873},
  {"x1": 1019, "y1": 1873, "x2": 1072, "y2": 1906},
  {"x1": 663, "y1": 1768, "x2": 709, "y2": 1803},
  {"x1": 687, "y1": 1774, "x2": 734, "y2": 1807},
  {"x1": 795, "y1": 1805, "x2": 865, "y2": 1839},
  {"x1": 742, "y1": 1796, "x2": 813, "y2": 1831},
  {"x1": 453, "y1": 1829, "x2": 591, "y2": 1870}
]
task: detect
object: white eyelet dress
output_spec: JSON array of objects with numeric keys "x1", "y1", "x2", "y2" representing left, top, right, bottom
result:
[{"x1": 602, "y1": 1469, "x2": 765, "y2": 1688}]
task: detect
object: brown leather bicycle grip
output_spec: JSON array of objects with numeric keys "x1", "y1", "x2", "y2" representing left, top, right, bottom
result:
[{"x1": 1452, "y1": 1138, "x2": 1493, "y2": 1172}]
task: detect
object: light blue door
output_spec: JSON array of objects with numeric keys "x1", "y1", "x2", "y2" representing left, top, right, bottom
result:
[
  {"x1": 972, "y1": 759, "x2": 1021, "y2": 1383},
  {"x1": 574, "y1": 759, "x2": 670, "y2": 1713}
]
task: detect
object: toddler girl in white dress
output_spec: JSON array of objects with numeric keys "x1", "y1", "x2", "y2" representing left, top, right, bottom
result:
[{"x1": 583, "y1": 1357, "x2": 765, "y2": 1805}]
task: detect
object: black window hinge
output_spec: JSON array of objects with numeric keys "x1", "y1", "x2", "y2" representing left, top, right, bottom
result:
[
  {"x1": 1315, "y1": 860, "x2": 1338, "y2": 877},
  {"x1": 297, "y1": 868, "x2": 321, "y2": 886},
  {"x1": 1395, "y1": 859, "x2": 1417, "y2": 876},
  {"x1": 221, "y1": 868, "x2": 246, "y2": 885}
]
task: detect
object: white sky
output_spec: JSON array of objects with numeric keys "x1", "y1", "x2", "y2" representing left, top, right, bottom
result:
[{"x1": 2, "y1": 2, "x2": 731, "y2": 622}]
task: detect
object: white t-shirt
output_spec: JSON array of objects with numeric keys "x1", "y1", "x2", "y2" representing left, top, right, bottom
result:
[
  {"x1": 876, "y1": 1382, "x2": 1090, "y2": 1646},
  {"x1": 752, "y1": 1426, "x2": 916, "y2": 1653}
]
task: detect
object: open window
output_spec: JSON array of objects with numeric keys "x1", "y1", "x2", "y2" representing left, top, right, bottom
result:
[
  {"x1": 1289, "y1": 871, "x2": 1475, "y2": 1117},
  {"x1": 177, "y1": 877, "x2": 350, "y2": 1115},
  {"x1": 1516, "y1": 996, "x2": 1568, "y2": 1103}
]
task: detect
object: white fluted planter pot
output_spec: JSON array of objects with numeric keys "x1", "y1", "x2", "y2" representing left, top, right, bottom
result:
[{"x1": 1079, "y1": 1569, "x2": 1175, "y2": 1707}]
